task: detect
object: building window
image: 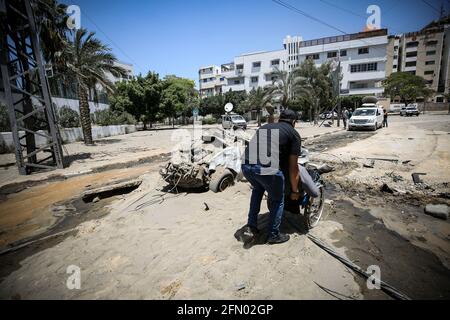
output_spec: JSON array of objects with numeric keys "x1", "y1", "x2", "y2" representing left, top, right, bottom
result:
[
  {"x1": 350, "y1": 62, "x2": 378, "y2": 73},
  {"x1": 340, "y1": 50, "x2": 347, "y2": 57},
  {"x1": 251, "y1": 76, "x2": 258, "y2": 83},
  {"x1": 271, "y1": 59, "x2": 280, "y2": 66},
  {"x1": 405, "y1": 61, "x2": 417, "y2": 67},
  {"x1": 358, "y1": 47, "x2": 369, "y2": 54},
  {"x1": 406, "y1": 51, "x2": 417, "y2": 57},
  {"x1": 394, "y1": 46, "x2": 398, "y2": 51},
  {"x1": 327, "y1": 51, "x2": 337, "y2": 58},
  {"x1": 406, "y1": 41, "x2": 419, "y2": 48},
  {"x1": 393, "y1": 65, "x2": 397, "y2": 69},
  {"x1": 426, "y1": 80, "x2": 433, "y2": 85},
  {"x1": 426, "y1": 50, "x2": 436, "y2": 56},
  {"x1": 426, "y1": 40, "x2": 438, "y2": 46},
  {"x1": 306, "y1": 53, "x2": 320, "y2": 60},
  {"x1": 393, "y1": 55, "x2": 398, "y2": 59},
  {"x1": 203, "y1": 79, "x2": 208, "y2": 83},
  {"x1": 424, "y1": 70, "x2": 434, "y2": 75},
  {"x1": 233, "y1": 79, "x2": 241, "y2": 85},
  {"x1": 425, "y1": 60, "x2": 435, "y2": 65},
  {"x1": 253, "y1": 61, "x2": 261, "y2": 68},
  {"x1": 236, "y1": 64, "x2": 244, "y2": 70}
]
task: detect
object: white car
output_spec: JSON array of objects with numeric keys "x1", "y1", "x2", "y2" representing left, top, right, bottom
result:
[
  {"x1": 221, "y1": 114, "x2": 247, "y2": 130},
  {"x1": 348, "y1": 106, "x2": 384, "y2": 131}
]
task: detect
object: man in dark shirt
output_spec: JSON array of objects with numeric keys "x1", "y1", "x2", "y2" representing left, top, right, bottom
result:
[
  {"x1": 383, "y1": 109, "x2": 388, "y2": 127},
  {"x1": 241, "y1": 110, "x2": 301, "y2": 245}
]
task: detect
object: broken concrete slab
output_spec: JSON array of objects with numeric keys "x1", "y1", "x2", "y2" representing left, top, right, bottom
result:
[
  {"x1": 412, "y1": 173, "x2": 427, "y2": 184},
  {"x1": 424, "y1": 204, "x2": 449, "y2": 220}
]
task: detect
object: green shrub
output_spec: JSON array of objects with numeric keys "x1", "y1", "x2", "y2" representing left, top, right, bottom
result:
[
  {"x1": 58, "y1": 106, "x2": 80, "y2": 128},
  {"x1": 93, "y1": 109, "x2": 137, "y2": 126},
  {"x1": 0, "y1": 104, "x2": 11, "y2": 132},
  {"x1": 201, "y1": 117, "x2": 217, "y2": 125}
]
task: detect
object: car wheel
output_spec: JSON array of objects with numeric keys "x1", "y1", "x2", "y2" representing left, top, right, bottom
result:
[
  {"x1": 209, "y1": 167, "x2": 234, "y2": 193},
  {"x1": 373, "y1": 123, "x2": 377, "y2": 131}
]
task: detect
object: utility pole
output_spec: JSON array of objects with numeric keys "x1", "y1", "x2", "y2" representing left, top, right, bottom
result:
[
  {"x1": 0, "y1": 0, "x2": 64, "y2": 174},
  {"x1": 335, "y1": 51, "x2": 342, "y2": 128}
]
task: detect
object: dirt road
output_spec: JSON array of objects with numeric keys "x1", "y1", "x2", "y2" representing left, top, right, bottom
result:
[{"x1": 0, "y1": 114, "x2": 449, "y2": 299}]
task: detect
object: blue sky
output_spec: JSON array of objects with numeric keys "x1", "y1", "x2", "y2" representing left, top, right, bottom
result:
[{"x1": 62, "y1": 0, "x2": 448, "y2": 85}]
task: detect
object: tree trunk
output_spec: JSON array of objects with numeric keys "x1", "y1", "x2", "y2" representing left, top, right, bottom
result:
[
  {"x1": 257, "y1": 108, "x2": 261, "y2": 127},
  {"x1": 78, "y1": 86, "x2": 93, "y2": 145}
]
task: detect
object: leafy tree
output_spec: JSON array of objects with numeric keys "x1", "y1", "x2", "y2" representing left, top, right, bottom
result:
[
  {"x1": 93, "y1": 109, "x2": 136, "y2": 126},
  {"x1": 199, "y1": 94, "x2": 225, "y2": 118},
  {"x1": 224, "y1": 90, "x2": 248, "y2": 114},
  {"x1": 382, "y1": 72, "x2": 434, "y2": 103},
  {"x1": 295, "y1": 60, "x2": 335, "y2": 124},
  {"x1": 56, "y1": 29, "x2": 126, "y2": 144},
  {"x1": 160, "y1": 76, "x2": 196, "y2": 127}
]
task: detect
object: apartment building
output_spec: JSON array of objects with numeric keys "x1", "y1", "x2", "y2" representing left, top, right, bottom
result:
[
  {"x1": 297, "y1": 29, "x2": 389, "y2": 97},
  {"x1": 199, "y1": 29, "x2": 389, "y2": 99},
  {"x1": 388, "y1": 15, "x2": 450, "y2": 102},
  {"x1": 221, "y1": 49, "x2": 287, "y2": 93},
  {"x1": 199, "y1": 65, "x2": 224, "y2": 98}
]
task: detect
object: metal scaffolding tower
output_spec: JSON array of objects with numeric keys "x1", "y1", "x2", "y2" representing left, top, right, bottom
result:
[{"x1": 0, "y1": 0, "x2": 64, "y2": 175}]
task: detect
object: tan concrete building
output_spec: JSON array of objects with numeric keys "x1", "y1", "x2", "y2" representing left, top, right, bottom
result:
[{"x1": 388, "y1": 15, "x2": 450, "y2": 102}]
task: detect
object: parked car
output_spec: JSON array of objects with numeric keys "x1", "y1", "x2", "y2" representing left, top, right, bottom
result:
[
  {"x1": 319, "y1": 111, "x2": 338, "y2": 120},
  {"x1": 400, "y1": 104, "x2": 420, "y2": 117},
  {"x1": 221, "y1": 114, "x2": 247, "y2": 130},
  {"x1": 348, "y1": 106, "x2": 384, "y2": 131}
]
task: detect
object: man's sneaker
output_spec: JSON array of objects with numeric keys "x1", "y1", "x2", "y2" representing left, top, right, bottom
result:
[
  {"x1": 267, "y1": 233, "x2": 290, "y2": 245},
  {"x1": 242, "y1": 225, "x2": 259, "y2": 247}
]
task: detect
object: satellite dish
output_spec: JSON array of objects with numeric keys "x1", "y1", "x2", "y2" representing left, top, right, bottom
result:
[{"x1": 224, "y1": 103, "x2": 233, "y2": 113}]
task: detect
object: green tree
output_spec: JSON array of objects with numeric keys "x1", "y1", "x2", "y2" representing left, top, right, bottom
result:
[
  {"x1": 199, "y1": 94, "x2": 225, "y2": 118},
  {"x1": 160, "y1": 76, "x2": 196, "y2": 127},
  {"x1": 244, "y1": 87, "x2": 273, "y2": 127},
  {"x1": 56, "y1": 29, "x2": 126, "y2": 144},
  {"x1": 224, "y1": 90, "x2": 248, "y2": 114},
  {"x1": 296, "y1": 60, "x2": 335, "y2": 124},
  {"x1": 383, "y1": 72, "x2": 433, "y2": 103}
]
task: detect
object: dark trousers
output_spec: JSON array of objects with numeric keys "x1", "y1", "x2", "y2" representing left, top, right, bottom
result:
[
  {"x1": 383, "y1": 118, "x2": 388, "y2": 127},
  {"x1": 241, "y1": 164, "x2": 285, "y2": 238}
]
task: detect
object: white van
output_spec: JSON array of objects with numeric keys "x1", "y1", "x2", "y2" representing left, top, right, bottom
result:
[
  {"x1": 348, "y1": 105, "x2": 384, "y2": 131},
  {"x1": 221, "y1": 114, "x2": 247, "y2": 130}
]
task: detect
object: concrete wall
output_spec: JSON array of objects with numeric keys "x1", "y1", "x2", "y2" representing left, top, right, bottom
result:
[{"x1": 0, "y1": 124, "x2": 137, "y2": 154}]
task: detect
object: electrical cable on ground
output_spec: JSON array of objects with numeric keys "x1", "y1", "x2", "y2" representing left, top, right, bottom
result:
[{"x1": 307, "y1": 233, "x2": 412, "y2": 300}]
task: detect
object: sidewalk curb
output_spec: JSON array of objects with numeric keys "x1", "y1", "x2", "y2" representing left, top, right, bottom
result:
[{"x1": 0, "y1": 152, "x2": 171, "y2": 196}]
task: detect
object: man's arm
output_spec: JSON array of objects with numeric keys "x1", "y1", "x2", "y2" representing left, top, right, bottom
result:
[{"x1": 289, "y1": 155, "x2": 301, "y2": 200}]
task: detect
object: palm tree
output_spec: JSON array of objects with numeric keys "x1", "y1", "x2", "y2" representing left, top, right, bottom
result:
[
  {"x1": 33, "y1": 0, "x2": 69, "y2": 63},
  {"x1": 56, "y1": 29, "x2": 126, "y2": 144},
  {"x1": 245, "y1": 87, "x2": 273, "y2": 126},
  {"x1": 267, "y1": 68, "x2": 304, "y2": 107}
]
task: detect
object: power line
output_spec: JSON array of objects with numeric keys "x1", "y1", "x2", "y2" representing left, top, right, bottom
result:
[
  {"x1": 75, "y1": 5, "x2": 145, "y2": 73},
  {"x1": 272, "y1": 0, "x2": 395, "y2": 59},
  {"x1": 271, "y1": 0, "x2": 348, "y2": 35},
  {"x1": 318, "y1": 0, "x2": 403, "y2": 35},
  {"x1": 421, "y1": 0, "x2": 441, "y2": 13}
]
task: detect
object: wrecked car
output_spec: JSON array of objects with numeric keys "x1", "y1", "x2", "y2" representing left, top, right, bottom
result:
[{"x1": 160, "y1": 131, "x2": 246, "y2": 193}]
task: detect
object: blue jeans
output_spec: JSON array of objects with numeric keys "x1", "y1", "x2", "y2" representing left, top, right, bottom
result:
[{"x1": 241, "y1": 164, "x2": 285, "y2": 238}]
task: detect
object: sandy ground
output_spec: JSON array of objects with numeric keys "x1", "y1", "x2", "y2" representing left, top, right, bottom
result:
[
  {"x1": 0, "y1": 174, "x2": 363, "y2": 299},
  {"x1": 0, "y1": 113, "x2": 449, "y2": 299},
  {"x1": 0, "y1": 123, "x2": 341, "y2": 190}
]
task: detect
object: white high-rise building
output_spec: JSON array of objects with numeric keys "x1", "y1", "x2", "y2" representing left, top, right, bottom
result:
[{"x1": 199, "y1": 29, "x2": 389, "y2": 98}]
